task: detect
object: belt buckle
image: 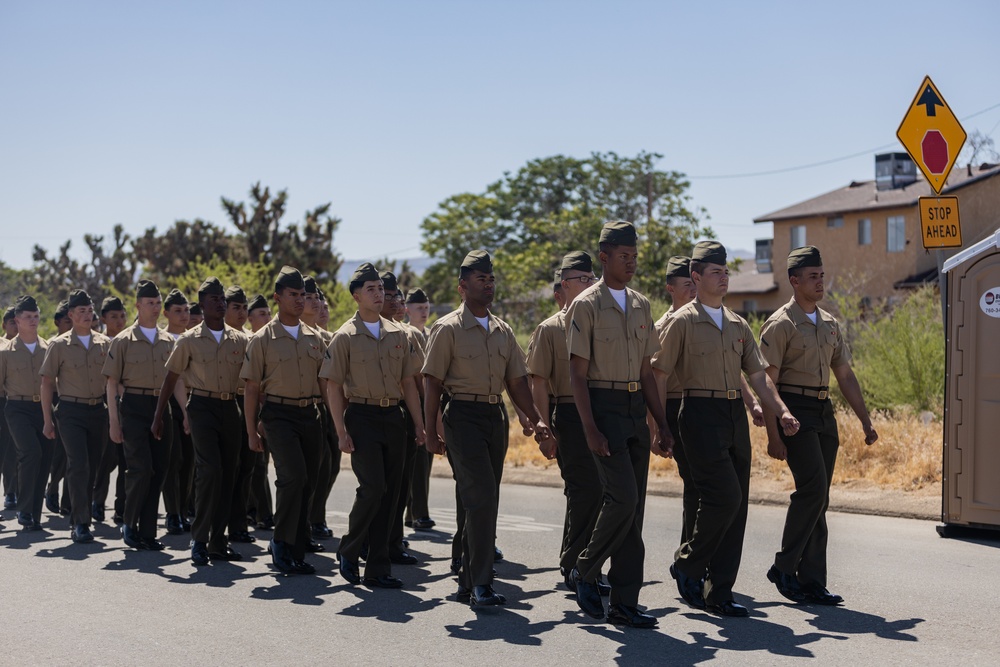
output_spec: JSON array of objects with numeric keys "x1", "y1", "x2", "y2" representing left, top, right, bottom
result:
[
  {"x1": 32, "y1": 395, "x2": 41, "y2": 402},
  {"x1": 220, "y1": 392, "x2": 231, "y2": 401},
  {"x1": 152, "y1": 389, "x2": 161, "y2": 397},
  {"x1": 298, "y1": 398, "x2": 310, "y2": 408},
  {"x1": 88, "y1": 398, "x2": 98, "y2": 406},
  {"x1": 488, "y1": 394, "x2": 499, "y2": 404},
  {"x1": 817, "y1": 390, "x2": 829, "y2": 400},
  {"x1": 727, "y1": 389, "x2": 737, "y2": 400},
  {"x1": 627, "y1": 382, "x2": 639, "y2": 393},
  {"x1": 379, "y1": 397, "x2": 391, "y2": 408}
]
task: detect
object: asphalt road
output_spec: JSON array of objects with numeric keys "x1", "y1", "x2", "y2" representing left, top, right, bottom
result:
[{"x1": 0, "y1": 468, "x2": 997, "y2": 666}]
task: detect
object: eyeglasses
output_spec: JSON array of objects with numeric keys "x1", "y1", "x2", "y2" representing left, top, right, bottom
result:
[{"x1": 563, "y1": 276, "x2": 597, "y2": 285}]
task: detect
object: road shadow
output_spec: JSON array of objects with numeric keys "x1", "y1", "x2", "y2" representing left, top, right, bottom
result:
[
  {"x1": 936, "y1": 524, "x2": 1000, "y2": 549},
  {"x1": 249, "y1": 572, "x2": 340, "y2": 605},
  {"x1": 338, "y1": 586, "x2": 445, "y2": 622},
  {"x1": 799, "y1": 603, "x2": 924, "y2": 641},
  {"x1": 0, "y1": 526, "x2": 56, "y2": 550},
  {"x1": 582, "y1": 613, "x2": 719, "y2": 666},
  {"x1": 444, "y1": 607, "x2": 564, "y2": 646},
  {"x1": 35, "y1": 539, "x2": 118, "y2": 561}
]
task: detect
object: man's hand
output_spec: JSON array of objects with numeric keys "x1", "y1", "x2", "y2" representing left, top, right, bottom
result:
[
  {"x1": 863, "y1": 421, "x2": 879, "y2": 446},
  {"x1": 248, "y1": 430, "x2": 264, "y2": 453},
  {"x1": 151, "y1": 416, "x2": 164, "y2": 441},
  {"x1": 182, "y1": 413, "x2": 191, "y2": 435},
  {"x1": 538, "y1": 435, "x2": 557, "y2": 460},
  {"x1": 584, "y1": 425, "x2": 610, "y2": 457},
  {"x1": 750, "y1": 403, "x2": 765, "y2": 427},
  {"x1": 518, "y1": 412, "x2": 535, "y2": 437},
  {"x1": 425, "y1": 427, "x2": 446, "y2": 455},
  {"x1": 110, "y1": 420, "x2": 124, "y2": 445},
  {"x1": 767, "y1": 438, "x2": 787, "y2": 461},
  {"x1": 779, "y1": 412, "x2": 800, "y2": 437},
  {"x1": 652, "y1": 422, "x2": 673, "y2": 458},
  {"x1": 339, "y1": 432, "x2": 355, "y2": 454},
  {"x1": 43, "y1": 420, "x2": 56, "y2": 441}
]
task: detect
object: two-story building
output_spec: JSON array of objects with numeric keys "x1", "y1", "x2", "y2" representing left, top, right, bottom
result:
[{"x1": 727, "y1": 153, "x2": 1000, "y2": 315}]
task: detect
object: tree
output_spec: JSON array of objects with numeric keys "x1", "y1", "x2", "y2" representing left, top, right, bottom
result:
[
  {"x1": 29, "y1": 224, "x2": 137, "y2": 303},
  {"x1": 419, "y1": 151, "x2": 713, "y2": 327},
  {"x1": 132, "y1": 219, "x2": 237, "y2": 282},
  {"x1": 960, "y1": 129, "x2": 1000, "y2": 167}
]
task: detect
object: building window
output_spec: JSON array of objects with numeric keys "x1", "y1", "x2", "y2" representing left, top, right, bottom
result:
[
  {"x1": 858, "y1": 218, "x2": 872, "y2": 245},
  {"x1": 790, "y1": 225, "x2": 806, "y2": 249},
  {"x1": 827, "y1": 216, "x2": 844, "y2": 229},
  {"x1": 887, "y1": 216, "x2": 905, "y2": 253}
]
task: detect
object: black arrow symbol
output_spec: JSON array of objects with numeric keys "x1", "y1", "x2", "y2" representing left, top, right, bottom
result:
[{"x1": 917, "y1": 84, "x2": 943, "y2": 117}]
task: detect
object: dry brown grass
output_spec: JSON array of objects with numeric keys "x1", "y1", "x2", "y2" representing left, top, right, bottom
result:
[{"x1": 506, "y1": 409, "x2": 942, "y2": 492}]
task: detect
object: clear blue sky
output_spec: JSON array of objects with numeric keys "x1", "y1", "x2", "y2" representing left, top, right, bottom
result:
[{"x1": 2, "y1": 0, "x2": 998, "y2": 270}]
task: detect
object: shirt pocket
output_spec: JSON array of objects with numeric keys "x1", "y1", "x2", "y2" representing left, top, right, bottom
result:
[
  {"x1": 456, "y1": 343, "x2": 480, "y2": 361},
  {"x1": 125, "y1": 344, "x2": 152, "y2": 365},
  {"x1": 690, "y1": 340, "x2": 720, "y2": 357},
  {"x1": 593, "y1": 327, "x2": 618, "y2": 349}
]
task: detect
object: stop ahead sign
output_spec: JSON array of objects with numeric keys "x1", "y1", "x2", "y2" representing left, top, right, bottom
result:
[{"x1": 897, "y1": 76, "x2": 967, "y2": 194}]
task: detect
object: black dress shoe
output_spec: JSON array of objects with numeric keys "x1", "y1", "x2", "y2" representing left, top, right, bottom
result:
[
  {"x1": 121, "y1": 524, "x2": 145, "y2": 549},
  {"x1": 576, "y1": 574, "x2": 605, "y2": 619},
  {"x1": 112, "y1": 512, "x2": 124, "y2": 525},
  {"x1": 801, "y1": 581, "x2": 844, "y2": 606},
  {"x1": 404, "y1": 519, "x2": 413, "y2": 528},
  {"x1": 456, "y1": 585, "x2": 472, "y2": 603},
  {"x1": 390, "y1": 551, "x2": 418, "y2": 565},
  {"x1": 59, "y1": 505, "x2": 71, "y2": 516},
  {"x1": 16, "y1": 511, "x2": 34, "y2": 527},
  {"x1": 450, "y1": 558, "x2": 462, "y2": 574},
  {"x1": 45, "y1": 491, "x2": 59, "y2": 514},
  {"x1": 165, "y1": 514, "x2": 183, "y2": 535},
  {"x1": 670, "y1": 563, "x2": 706, "y2": 610},
  {"x1": 91, "y1": 502, "x2": 105, "y2": 523},
  {"x1": 471, "y1": 584, "x2": 506, "y2": 606},
  {"x1": 291, "y1": 559, "x2": 316, "y2": 575},
  {"x1": 181, "y1": 518, "x2": 192, "y2": 532},
  {"x1": 707, "y1": 600, "x2": 750, "y2": 617},
  {"x1": 365, "y1": 575, "x2": 404, "y2": 589},
  {"x1": 140, "y1": 537, "x2": 166, "y2": 551},
  {"x1": 229, "y1": 530, "x2": 257, "y2": 543},
  {"x1": 71, "y1": 524, "x2": 94, "y2": 544},
  {"x1": 597, "y1": 580, "x2": 611, "y2": 597},
  {"x1": 494, "y1": 546, "x2": 504, "y2": 562},
  {"x1": 413, "y1": 517, "x2": 435, "y2": 531},
  {"x1": 191, "y1": 541, "x2": 210, "y2": 566},
  {"x1": 256, "y1": 517, "x2": 275, "y2": 530},
  {"x1": 209, "y1": 546, "x2": 243, "y2": 561},
  {"x1": 3, "y1": 493, "x2": 15, "y2": 509},
  {"x1": 306, "y1": 540, "x2": 326, "y2": 553},
  {"x1": 311, "y1": 522, "x2": 333, "y2": 539},
  {"x1": 269, "y1": 539, "x2": 295, "y2": 573},
  {"x1": 340, "y1": 556, "x2": 361, "y2": 584},
  {"x1": 607, "y1": 604, "x2": 658, "y2": 628},
  {"x1": 767, "y1": 565, "x2": 808, "y2": 603}
]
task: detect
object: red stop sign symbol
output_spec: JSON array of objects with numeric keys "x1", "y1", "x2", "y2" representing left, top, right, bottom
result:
[{"x1": 922, "y1": 130, "x2": 948, "y2": 174}]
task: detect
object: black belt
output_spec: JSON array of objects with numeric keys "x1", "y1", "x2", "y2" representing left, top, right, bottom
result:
[
  {"x1": 450, "y1": 393, "x2": 501, "y2": 404},
  {"x1": 349, "y1": 397, "x2": 400, "y2": 407},
  {"x1": 266, "y1": 396, "x2": 318, "y2": 407},
  {"x1": 684, "y1": 389, "x2": 742, "y2": 400},
  {"x1": 6, "y1": 394, "x2": 41, "y2": 402},
  {"x1": 588, "y1": 381, "x2": 641, "y2": 392},
  {"x1": 59, "y1": 396, "x2": 105, "y2": 406},
  {"x1": 123, "y1": 387, "x2": 160, "y2": 397},
  {"x1": 190, "y1": 388, "x2": 238, "y2": 401},
  {"x1": 664, "y1": 392, "x2": 683, "y2": 400},
  {"x1": 778, "y1": 384, "x2": 830, "y2": 400},
  {"x1": 551, "y1": 396, "x2": 575, "y2": 404}
]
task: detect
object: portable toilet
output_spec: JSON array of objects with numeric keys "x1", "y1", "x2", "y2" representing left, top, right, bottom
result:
[{"x1": 939, "y1": 229, "x2": 1000, "y2": 535}]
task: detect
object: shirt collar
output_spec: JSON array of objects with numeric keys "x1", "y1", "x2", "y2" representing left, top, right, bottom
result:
[{"x1": 460, "y1": 302, "x2": 494, "y2": 332}]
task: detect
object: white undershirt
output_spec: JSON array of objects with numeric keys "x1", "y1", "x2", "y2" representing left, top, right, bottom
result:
[
  {"x1": 805, "y1": 311, "x2": 818, "y2": 325},
  {"x1": 608, "y1": 287, "x2": 627, "y2": 312},
  {"x1": 363, "y1": 320, "x2": 380, "y2": 338},
  {"x1": 281, "y1": 323, "x2": 300, "y2": 340},
  {"x1": 208, "y1": 328, "x2": 224, "y2": 343},
  {"x1": 25, "y1": 341, "x2": 37, "y2": 354},
  {"x1": 139, "y1": 326, "x2": 159, "y2": 343},
  {"x1": 77, "y1": 334, "x2": 91, "y2": 350},
  {"x1": 475, "y1": 315, "x2": 489, "y2": 331},
  {"x1": 703, "y1": 304, "x2": 724, "y2": 330}
]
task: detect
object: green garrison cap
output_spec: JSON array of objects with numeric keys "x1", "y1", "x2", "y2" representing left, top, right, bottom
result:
[
  {"x1": 54, "y1": 300, "x2": 70, "y2": 320},
  {"x1": 163, "y1": 288, "x2": 188, "y2": 308},
  {"x1": 559, "y1": 250, "x2": 594, "y2": 275},
  {"x1": 665, "y1": 256, "x2": 691, "y2": 280},
  {"x1": 379, "y1": 270, "x2": 399, "y2": 293},
  {"x1": 598, "y1": 220, "x2": 637, "y2": 246},
  {"x1": 460, "y1": 249, "x2": 493, "y2": 274},
  {"x1": 787, "y1": 245, "x2": 823, "y2": 271},
  {"x1": 691, "y1": 241, "x2": 727, "y2": 266},
  {"x1": 248, "y1": 294, "x2": 269, "y2": 311},
  {"x1": 101, "y1": 296, "x2": 124, "y2": 315},
  {"x1": 303, "y1": 275, "x2": 318, "y2": 294},
  {"x1": 14, "y1": 295, "x2": 39, "y2": 313},
  {"x1": 349, "y1": 263, "x2": 382, "y2": 293},
  {"x1": 188, "y1": 303, "x2": 203, "y2": 316},
  {"x1": 135, "y1": 279, "x2": 161, "y2": 300},
  {"x1": 3, "y1": 306, "x2": 15, "y2": 323},
  {"x1": 405, "y1": 288, "x2": 428, "y2": 304},
  {"x1": 197, "y1": 277, "x2": 225, "y2": 300},
  {"x1": 224, "y1": 285, "x2": 247, "y2": 303},
  {"x1": 317, "y1": 288, "x2": 326, "y2": 302},
  {"x1": 67, "y1": 289, "x2": 93, "y2": 309},
  {"x1": 274, "y1": 265, "x2": 304, "y2": 291}
]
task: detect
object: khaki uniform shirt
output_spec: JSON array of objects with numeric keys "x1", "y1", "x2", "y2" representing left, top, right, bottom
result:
[
  {"x1": 0, "y1": 336, "x2": 49, "y2": 398},
  {"x1": 566, "y1": 282, "x2": 657, "y2": 382},
  {"x1": 319, "y1": 313, "x2": 421, "y2": 400},
  {"x1": 653, "y1": 309, "x2": 683, "y2": 397},
  {"x1": 102, "y1": 324, "x2": 175, "y2": 390},
  {"x1": 759, "y1": 298, "x2": 851, "y2": 387},
  {"x1": 240, "y1": 318, "x2": 325, "y2": 399},
  {"x1": 39, "y1": 331, "x2": 112, "y2": 399},
  {"x1": 421, "y1": 303, "x2": 527, "y2": 395},
  {"x1": 526, "y1": 309, "x2": 572, "y2": 398},
  {"x1": 653, "y1": 301, "x2": 766, "y2": 391},
  {"x1": 165, "y1": 322, "x2": 248, "y2": 394}
]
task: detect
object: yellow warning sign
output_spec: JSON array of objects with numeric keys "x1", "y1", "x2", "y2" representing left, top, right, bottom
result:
[
  {"x1": 897, "y1": 76, "x2": 967, "y2": 195},
  {"x1": 919, "y1": 196, "x2": 962, "y2": 249}
]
